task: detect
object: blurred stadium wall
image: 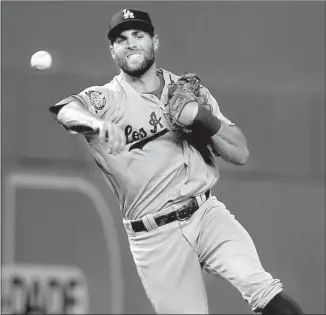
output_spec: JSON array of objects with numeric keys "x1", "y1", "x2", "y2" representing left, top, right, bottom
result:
[{"x1": 1, "y1": 1, "x2": 325, "y2": 314}]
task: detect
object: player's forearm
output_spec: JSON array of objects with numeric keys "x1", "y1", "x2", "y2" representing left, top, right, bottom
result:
[
  {"x1": 56, "y1": 101, "x2": 102, "y2": 134},
  {"x1": 189, "y1": 106, "x2": 249, "y2": 165},
  {"x1": 210, "y1": 122, "x2": 249, "y2": 165}
]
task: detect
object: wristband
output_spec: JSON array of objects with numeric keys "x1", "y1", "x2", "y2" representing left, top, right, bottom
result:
[{"x1": 192, "y1": 106, "x2": 222, "y2": 137}]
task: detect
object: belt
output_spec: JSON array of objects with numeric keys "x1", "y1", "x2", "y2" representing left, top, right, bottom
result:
[{"x1": 131, "y1": 190, "x2": 210, "y2": 233}]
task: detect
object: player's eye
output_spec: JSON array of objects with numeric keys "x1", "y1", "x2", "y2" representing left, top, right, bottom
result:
[
  {"x1": 115, "y1": 37, "x2": 126, "y2": 44},
  {"x1": 135, "y1": 32, "x2": 144, "y2": 39}
]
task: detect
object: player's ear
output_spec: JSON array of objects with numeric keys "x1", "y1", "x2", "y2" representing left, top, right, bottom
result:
[
  {"x1": 153, "y1": 34, "x2": 159, "y2": 51},
  {"x1": 110, "y1": 45, "x2": 116, "y2": 60}
]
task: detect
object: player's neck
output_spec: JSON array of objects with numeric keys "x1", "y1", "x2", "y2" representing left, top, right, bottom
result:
[{"x1": 122, "y1": 64, "x2": 160, "y2": 94}]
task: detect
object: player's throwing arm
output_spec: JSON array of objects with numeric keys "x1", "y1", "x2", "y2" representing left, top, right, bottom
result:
[{"x1": 56, "y1": 101, "x2": 126, "y2": 154}]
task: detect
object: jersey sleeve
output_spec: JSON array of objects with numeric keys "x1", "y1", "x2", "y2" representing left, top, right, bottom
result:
[
  {"x1": 201, "y1": 87, "x2": 235, "y2": 126},
  {"x1": 49, "y1": 85, "x2": 114, "y2": 119}
]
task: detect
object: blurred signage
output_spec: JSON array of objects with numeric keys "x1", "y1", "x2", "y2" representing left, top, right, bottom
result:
[{"x1": 1, "y1": 264, "x2": 89, "y2": 314}]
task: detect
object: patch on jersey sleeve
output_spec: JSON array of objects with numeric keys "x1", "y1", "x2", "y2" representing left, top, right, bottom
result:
[{"x1": 85, "y1": 90, "x2": 106, "y2": 111}]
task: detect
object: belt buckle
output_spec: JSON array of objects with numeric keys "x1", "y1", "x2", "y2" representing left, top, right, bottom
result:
[
  {"x1": 176, "y1": 199, "x2": 196, "y2": 221},
  {"x1": 176, "y1": 207, "x2": 191, "y2": 221}
]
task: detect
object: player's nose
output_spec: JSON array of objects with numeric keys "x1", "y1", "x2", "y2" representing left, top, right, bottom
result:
[{"x1": 126, "y1": 37, "x2": 138, "y2": 48}]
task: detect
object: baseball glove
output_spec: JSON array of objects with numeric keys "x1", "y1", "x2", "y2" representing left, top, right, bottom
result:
[{"x1": 164, "y1": 72, "x2": 209, "y2": 136}]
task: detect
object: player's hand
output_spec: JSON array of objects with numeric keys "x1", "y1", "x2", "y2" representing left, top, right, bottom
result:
[
  {"x1": 95, "y1": 120, "x2": 126, "y2": 154},
  {"x1": 177, "y1": 101, "x2": 199, "y2": 126}
]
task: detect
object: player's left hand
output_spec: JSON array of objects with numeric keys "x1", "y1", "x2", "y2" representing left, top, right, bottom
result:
[
  {"x1": 177, "y1": 101, "x2": 198, "y2": 126},
  {"x1": 164, "y1": 72, "x2": 206, "y2": 135}
]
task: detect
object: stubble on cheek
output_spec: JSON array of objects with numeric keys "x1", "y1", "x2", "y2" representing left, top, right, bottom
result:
[{"x1": 115, "y1": 46, "x2": 155, "y2": 77}]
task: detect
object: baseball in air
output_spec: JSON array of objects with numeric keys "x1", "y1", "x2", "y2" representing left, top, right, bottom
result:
[{"x1": 30, "y1": 50, "x2": 52, "y2": 70}]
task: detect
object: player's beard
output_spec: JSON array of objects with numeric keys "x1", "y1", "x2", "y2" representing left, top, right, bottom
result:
[{"x1": 116, "y1": 45, "x2": 155, "y2": 78}]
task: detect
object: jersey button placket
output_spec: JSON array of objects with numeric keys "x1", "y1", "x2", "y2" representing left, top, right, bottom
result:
[{"x1": 182, "y1": 161, "x2": 191, "y2": 194}]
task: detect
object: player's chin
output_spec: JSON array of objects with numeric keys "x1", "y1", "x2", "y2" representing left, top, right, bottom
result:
[
  {"x1": 126, "y1": 58, "x2": 144, "y2": 68},
  {"x1": 121, "y1": 59, "x2": 150, "y2": 77},
  {"x1": 125, "y1": 64, "x2": 145, "y2": 74}
]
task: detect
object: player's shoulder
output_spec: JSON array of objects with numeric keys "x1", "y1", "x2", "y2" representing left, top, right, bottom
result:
[
  {"x1": 79, "y1": 75, "x2": 123, "y2": 100},
  {"x1": 102, "y1": 74, "x2": 123, "y2": 91}
]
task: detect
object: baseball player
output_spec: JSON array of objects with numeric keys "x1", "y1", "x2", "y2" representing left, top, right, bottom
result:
[{"x1": 49, "y1": 8, "x2": 304, "y2": 314}]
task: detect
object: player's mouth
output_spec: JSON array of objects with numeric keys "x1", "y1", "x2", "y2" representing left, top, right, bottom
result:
[{"x1": 126, "y1": 53, "x2": 143, "y2": 61}]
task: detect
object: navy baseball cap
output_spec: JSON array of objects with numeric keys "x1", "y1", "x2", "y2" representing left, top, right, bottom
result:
[{"x1": 108, "y1": 9, "x2": 155, "y2": 41}]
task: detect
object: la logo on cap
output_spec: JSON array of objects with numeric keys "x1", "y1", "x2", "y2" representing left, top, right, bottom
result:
[{"x1": 122, "y1": 9, "x2": 134, "y2": 19}]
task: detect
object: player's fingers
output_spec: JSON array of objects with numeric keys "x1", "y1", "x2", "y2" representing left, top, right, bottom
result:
[
  {"x1": 113, "y1": 129, "x2": 122, "y2": 154},
  {"x1": 99, "y1": 122, "x2": 124, "y2": 154},
  {"x1": 98, "y1": 125, "x2": 105, "y2": 142},
  {"x1": 105, "y1": 129, "x2": 109, "y2": 142},
  {"x1": 109, "y1": 124, "x2": 119, "y2": 154},
  {"x1": 102, "y1": 123, "x2": 112, "y2": 153},
  {"x1": 112, "y1": 125, "x2": 123, "y2": 154},
  {"x1": 118, "y1": 128, "x2": 126, "y2": 153},
  {"x1": 97, "y1": 121, "x2": 107, "y2": 143}
]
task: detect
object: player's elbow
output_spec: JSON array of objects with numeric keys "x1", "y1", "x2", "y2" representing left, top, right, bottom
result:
[
  {"x1": 233, "y1": 145, "x2": 250, "y2": 165},
  {"x1": 239, "y1": 146, "x2": 250, "y2": 165}
]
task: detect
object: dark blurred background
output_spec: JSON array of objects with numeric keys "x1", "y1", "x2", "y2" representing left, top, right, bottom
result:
[{"x1": 1, "y1": 1, "x2": 325, "y2": 314}]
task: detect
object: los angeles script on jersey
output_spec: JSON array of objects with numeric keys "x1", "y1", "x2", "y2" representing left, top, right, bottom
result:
[{"x1": 125, "y1": 111, "x2": 169, "y2": 151}]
